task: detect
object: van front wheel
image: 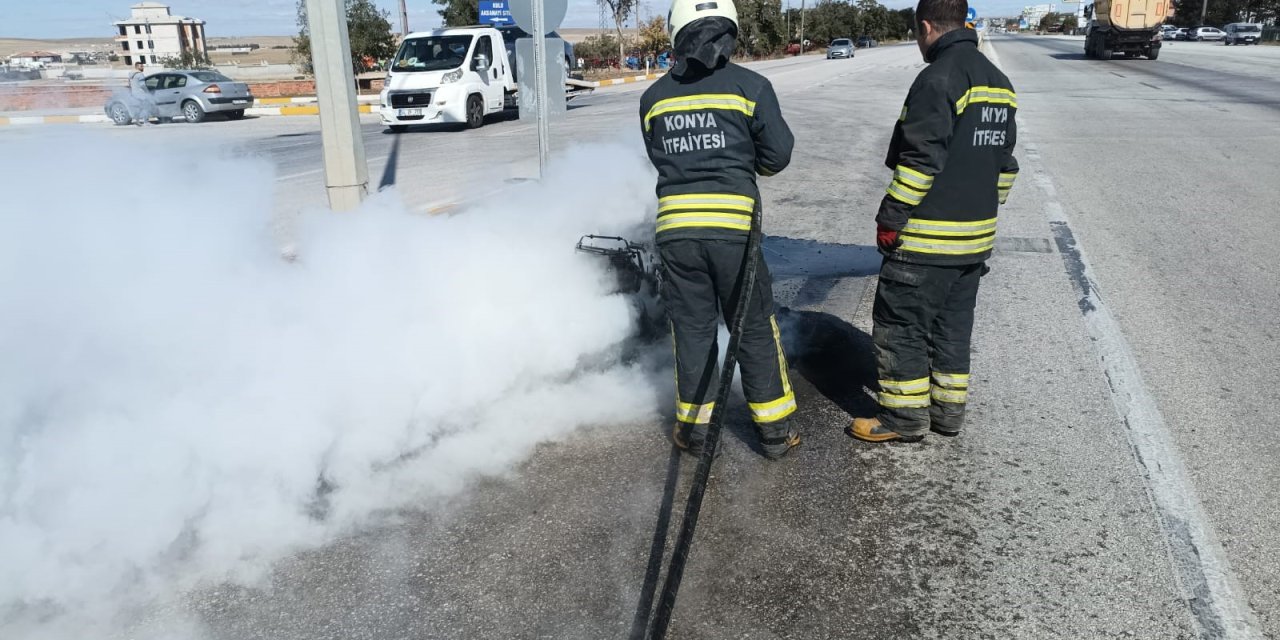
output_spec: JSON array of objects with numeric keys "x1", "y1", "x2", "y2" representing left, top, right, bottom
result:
[{"x1": 465, "y1": 95, "x2": 484, "y2": 129}]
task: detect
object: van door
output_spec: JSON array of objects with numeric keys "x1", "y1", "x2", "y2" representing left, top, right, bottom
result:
[{"x1": 471, "y1": 33, "x2": 505, "y2": 112}]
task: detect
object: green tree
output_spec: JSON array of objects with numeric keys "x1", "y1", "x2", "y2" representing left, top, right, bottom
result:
[
  {"x1": 159, "y1": 50, "x2": 212, "y2": 70},
  {"x1": 433, "y1": 0, "x2": 478, "y2": 26},
  {"x1": 737, "y1": 0, "x2": 787, "y2": 56},
  {"x1": 1061, "y1": 14, "x2": 1079, "y2": 31},
  {"x1": 598, "y1": 0, "x2": 638, "y2": 63},
  {"x1": 293, "y1": 0, "x2": 399, "y2": 74}
]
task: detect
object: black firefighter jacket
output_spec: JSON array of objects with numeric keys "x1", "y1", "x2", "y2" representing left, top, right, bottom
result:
[
  {"x1": 639, "y1": 21, "x2": 794, "y2": 244},
  {"x1": 878, "y1": 28, "x2": 1019, "y2": 266}
]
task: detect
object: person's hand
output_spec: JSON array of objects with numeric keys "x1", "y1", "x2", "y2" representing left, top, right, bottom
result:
[{"x1": 876, "y1": 224, "x2": 902, "y2": 253}]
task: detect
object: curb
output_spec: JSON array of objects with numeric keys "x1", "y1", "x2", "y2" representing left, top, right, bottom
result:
[
  {"x1": 256, "y1": 95, "x2": 380, "y2": 105},
  {"x1": 0, "y1": 114, "x2": 111, "y2": 126},
  {"x1": 592, "y1": 72, "x2": 665, "y2": 87},
  {"x1": 247, "y1": 104, "x2": 375, "y2": 116}
]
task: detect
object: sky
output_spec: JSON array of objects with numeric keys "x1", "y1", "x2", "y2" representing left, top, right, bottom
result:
[{"x1": 0, "y1": 0, "x2": 1009, "y2": 40}]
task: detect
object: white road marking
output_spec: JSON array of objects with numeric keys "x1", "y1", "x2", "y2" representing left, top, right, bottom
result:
[
  {"x1": 1019, "y1": 113, "x2": 1263, "y2": 640},
  {"x1": 276, "y1": 154, "x2": 389, "y2": 182}
]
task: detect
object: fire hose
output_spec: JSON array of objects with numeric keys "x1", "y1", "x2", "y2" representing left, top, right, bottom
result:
[{"x1": 647, "y1": 204, "x2": 764, "y2": 639}]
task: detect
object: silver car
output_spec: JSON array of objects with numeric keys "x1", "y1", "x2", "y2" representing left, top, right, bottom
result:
[
  {"x1": 105, "y1": 70, "x2": 254, "y2": 125},
  {"x1": 827, "y1": 38, "x2": 855, "y2": 59}
]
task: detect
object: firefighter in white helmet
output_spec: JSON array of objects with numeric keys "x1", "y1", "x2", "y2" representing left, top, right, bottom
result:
[{"x1": 640, "y1": 0, "x2": 799, "y2": 459}]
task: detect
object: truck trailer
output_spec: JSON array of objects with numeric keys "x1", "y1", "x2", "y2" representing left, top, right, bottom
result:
[{"x1": 1083, "y1": 0, "x2": 1175, "y2": 59}]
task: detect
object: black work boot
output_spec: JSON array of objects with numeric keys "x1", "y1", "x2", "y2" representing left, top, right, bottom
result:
[
  {"x1": 759, "y1": 430, "x2": 801, "y2": 460},
  {"x1": 672, "y1": 424, "x2": 721, "y2": 458}
]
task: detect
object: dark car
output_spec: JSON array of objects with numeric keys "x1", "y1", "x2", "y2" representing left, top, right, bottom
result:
[{"x1": 856, "y1": 35, "x2": 878, "y2": 48}]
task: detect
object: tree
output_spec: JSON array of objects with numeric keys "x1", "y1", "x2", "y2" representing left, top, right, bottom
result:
[
  {"x1": 597, "y1": 0, "x2": 638, "y2": 63},
  {"x1": 293, "y1": 0, "x2": 399, "y2": 74},
  {"x1": 638, "y1": 15, "x2": 671, "y2": 56},
  {"x1": 433, "y1": 0, "x2": 478, "y2": 26},
  {"x1": 1061, "y1": 14, "x2": 1079, "y2": 32},
  {"x1": 159, "y1": 50, "x2": 212, "y2": 70},
  {"x1": 737, "y1": 0, "x2": 787, "y2": 56}
]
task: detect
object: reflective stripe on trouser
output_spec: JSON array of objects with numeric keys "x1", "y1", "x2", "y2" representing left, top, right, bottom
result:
[
  {"x1": 872, "y1": 259, "x2": 985, "y2": 435},
  {"x1": 660, "y1": 238, "x2": 796, "y2": 443},
  {"x1": 899, "y1": 217, "x2": 997, "y2": 257},
  {"x1": 657, "y1": 194, "x2": 756, "y2": 235}
]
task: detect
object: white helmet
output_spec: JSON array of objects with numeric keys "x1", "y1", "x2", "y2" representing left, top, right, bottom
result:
[{"x1": 668, "y1": 0, "x2": 738, "y2": 42}]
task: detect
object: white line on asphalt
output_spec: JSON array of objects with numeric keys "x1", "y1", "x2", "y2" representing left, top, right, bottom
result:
[
  {"x1": 989, "y1": 35, "x2": 1262, "y2": 638},
  {"x1": 1020, "y1": 121, "x2": 1264, "y2": 640}
]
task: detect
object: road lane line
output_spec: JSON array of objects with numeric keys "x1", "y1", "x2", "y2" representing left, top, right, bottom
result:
[
  {"x1": 1024, "y1": 138, "x2": 1263, "y2": 640},
  {"x1": 988, "y1": 36, "x2": 1263, "y2": 638}
]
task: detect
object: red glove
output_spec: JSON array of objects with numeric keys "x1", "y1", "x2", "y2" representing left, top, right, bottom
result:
[{"x1": 876, "y1": 225, "x2": 902, "y2": 253}]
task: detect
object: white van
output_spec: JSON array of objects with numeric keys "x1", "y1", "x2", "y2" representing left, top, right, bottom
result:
[
  {"x1": 1223, "y1": 23, "x2": 1263, "y2": 45},
  {"x1": 379, "y1": 26, "x2": 515, "y2": 132}
]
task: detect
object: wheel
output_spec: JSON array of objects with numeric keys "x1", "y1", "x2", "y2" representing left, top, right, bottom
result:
[
  {"x1": 1147, "y1": 47, "x2": 1160, "y2": 60},
  {"x1": 108, "y1": 102, "x2": 132, "y2": 125},
  {"x1": 389, "y1": 125, "x2": 408, "y2": 133},
  {"x1": 181, "y1": 100, "x2": 206, "y2": 123},
  {"x1": 1100, "y1": 45, "x2": 1113, "y2": 59},
  {"x1": 226, "y1": 109, "x2": 245, "y2": 120},
  {"x1": 465, "y1": 94, "x2": 484, "y2": 129}
]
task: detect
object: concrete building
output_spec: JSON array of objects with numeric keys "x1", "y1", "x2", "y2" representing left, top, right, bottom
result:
[
  {"x1": 6, "y1": 51, "x2": 63, "y2": 68},
  {"x1": 113, "y1": 3, "x2": 207, "y2": 66},
  {"x1": 1022, "y1": 3, "x2": 1056, "y2": 28}
]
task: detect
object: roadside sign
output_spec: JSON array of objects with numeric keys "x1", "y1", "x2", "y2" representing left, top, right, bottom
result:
[
  {"x1": 516, "y1": 37, "x2": 566, "y2": 121},
  {"x1": 510, "y1": 0, "x2": 567, "y2": 34},
  {"x1": 1019, "y1": 17, "x2": 1028, "y2": 28},
  {"x1": 479, "y1": 0, "x2": 514, "y2": 25},
  {"x1": 967, "y1": 6, "x2": 978, "y2": 21}
]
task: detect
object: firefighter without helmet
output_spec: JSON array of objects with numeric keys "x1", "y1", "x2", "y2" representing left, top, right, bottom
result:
[{"x1": 668, "y1": 0, "x2": 738, "y2": 41}]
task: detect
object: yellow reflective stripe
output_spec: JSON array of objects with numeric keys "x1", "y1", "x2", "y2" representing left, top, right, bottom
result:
[
  {"x1": 932, "y1": 387, "x2": 968, "y2": 404},
  {"x1": 658, "y1": 193, "x2": 756, "y2": 213},
  {"x1": 903, "y1": 217, "x2": 997, "y2": 237},
  {"x1": 769, "y1": 315, "x2": 794, "y2": 399},
  {"x1": 748, "y1": 393, "x2": 797, "y2": 423},
  {"x1": 886, "y1": 181, "x2": 925, "y2": 206},
  {"x1": 878, "y1": 391, "x2": 931, "y2": 408},
  {"x1": 898, "y1": 235, "x2": 995, "y2": 255},
  {"x1": 899, "y1": 105, "x2": 908, "y2": 122},
  {"x1": 894, "y1": 165, "x2": 934, "y2": 190},
  {"x1": 644, "y1": 93, "x2": 757, "y2": 131},
  {"x1": 955, "y1": 86, "x2": 1018, "y2": 115},
  {"x1": 879, "y1": 377, "x2": 930, "y2": 394},
  {"x1": 656, "y1": 212, "x2": 753, "y2": 233},
  {"x1": 997, "y1": 172, "x2": 1017, "y2": 187},
  {"x1": 932, "y1": 372, "x2": 970, "y2": 388},
  {"x1": 676, "y1": 400, "x2": 716, "y2": 424}
]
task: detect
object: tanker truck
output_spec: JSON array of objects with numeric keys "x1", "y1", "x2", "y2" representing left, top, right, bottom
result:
[{"x1": 1083, "y1": 0, "x2": 1175, "y2": 59}]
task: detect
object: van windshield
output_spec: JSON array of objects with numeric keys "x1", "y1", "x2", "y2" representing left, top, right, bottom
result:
[
  {"x1": 1236, "y1": 25, "x2": 1261, "y2": 32},
  {"x1": 392, "y1": 35, "x2": 473, "y2": 72}
]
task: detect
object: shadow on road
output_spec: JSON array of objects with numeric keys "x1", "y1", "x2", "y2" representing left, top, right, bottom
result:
[
  {"x1": 1049, "y1": 52, "x2": 1088, "y2": 60},
  {"x1": 778, "y1": 307, "x2": 878, "y2": 418}
]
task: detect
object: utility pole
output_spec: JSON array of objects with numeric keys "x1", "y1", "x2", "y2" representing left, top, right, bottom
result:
[
  {"x1": 799, "y1": 0, "x2": 805, "y2": 53},
  {"x1": 400, "y1": 0, "x2": 410, "y2": 36},
  {"x1": 306, "y1": 0, "x2": 369, "y2": 211},
  {"x1": 1200, "y1": 0, "x2": 1208, "y2": 24}
]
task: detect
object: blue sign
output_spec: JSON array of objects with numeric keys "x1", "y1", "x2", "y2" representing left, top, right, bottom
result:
[
  {"x1": 967, "y1": 6, "x2": 978, "y2": 21},
  {"x1": 479, "y1": 0, "x2": 513, "y2": 25},
  {"x1": 1019, "y1": 17, "x2": 1028, "y2": 28}
]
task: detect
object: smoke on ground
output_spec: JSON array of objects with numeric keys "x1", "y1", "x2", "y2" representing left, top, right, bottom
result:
[{"x1": 0, "y1": 131, "x2": 663, "y2": 637}]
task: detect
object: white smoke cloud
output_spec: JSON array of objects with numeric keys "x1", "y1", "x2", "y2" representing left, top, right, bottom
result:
[{"x1": 0, "y1": 130, "x2": 664, "y2": 637}]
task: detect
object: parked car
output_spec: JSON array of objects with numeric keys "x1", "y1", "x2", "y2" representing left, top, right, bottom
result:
[
  {"x1": 104, "y1": 70, "x2": 254, "y2": 125},
  {"x1": 1186, "y1": 26, "x2": 1225, "y2": 41},
  {"x1": 1224, "y1": 22, "x2": 1263, "y2": 45},
  {"x1": 1172, "y1": 27, "x2": 1189, "y2": 40},
  {"x1": 826, "y1": 38, "x2": 855, "y2": 59},
  {"x1": 856, "y1": 35, "x2": 878, "y2": 48}
]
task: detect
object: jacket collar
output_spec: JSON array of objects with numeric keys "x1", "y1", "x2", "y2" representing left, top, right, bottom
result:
[{"x1": 925, "y1": 28, "x2": 978, "y2": 63}]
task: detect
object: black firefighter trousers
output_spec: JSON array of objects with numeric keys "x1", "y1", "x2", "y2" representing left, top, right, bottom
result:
[
  {"x1": 658, "y1": 239, "x2": 797, "y2": 448},
  {"x1": 872, "y1": 258, "x2": 987, "y2": 436}
]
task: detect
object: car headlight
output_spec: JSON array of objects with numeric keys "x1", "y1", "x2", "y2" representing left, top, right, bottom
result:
[{"x1": 441, "y1": 68, "x2": 463, "y2": 84}]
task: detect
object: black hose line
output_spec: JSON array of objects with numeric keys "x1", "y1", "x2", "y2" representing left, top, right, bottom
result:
[{"x1": 648, "y1": 204, "x2": 765, "y2": 639}]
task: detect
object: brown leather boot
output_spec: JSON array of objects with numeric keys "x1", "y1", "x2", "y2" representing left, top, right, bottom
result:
[{"x1": 848, "y1": 417, "x2": 924, "y2": 443}]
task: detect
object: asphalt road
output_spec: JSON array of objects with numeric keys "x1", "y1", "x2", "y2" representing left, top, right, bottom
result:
[{"x1": 5, "y1": 37, "x2": 1278, "y2": 639}]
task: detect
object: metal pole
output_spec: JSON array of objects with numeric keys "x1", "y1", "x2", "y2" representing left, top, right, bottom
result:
[
  {"x1": 306, "y1": 0, "x2": 369, "y2": 211},
  {"x1": 399, "y1": 0, "x2": 410, "y2": 35},
  {"x1": 531, "y1": 0, "x2": 551, "y2": 175},
  {"x1": 1200, "y1": 0, "x2": 1208, "y2": 24}
]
